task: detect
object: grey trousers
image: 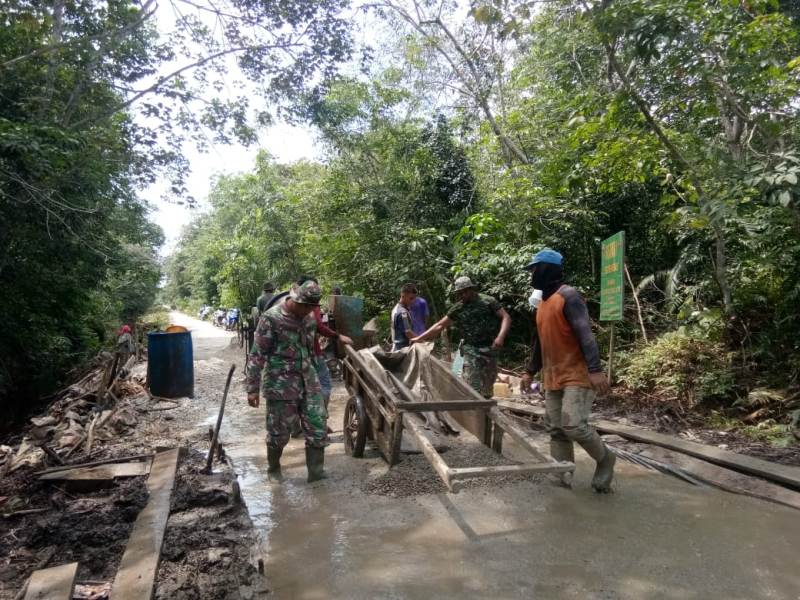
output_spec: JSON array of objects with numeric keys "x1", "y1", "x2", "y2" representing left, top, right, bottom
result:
[{"x1": 544, "y1": 386, "x2": 598, "y2": 445}]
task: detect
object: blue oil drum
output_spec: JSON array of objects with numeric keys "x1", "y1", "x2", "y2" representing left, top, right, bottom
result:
[{"x1": 147, "y1": 331, "x2": 194, "y2": 398}]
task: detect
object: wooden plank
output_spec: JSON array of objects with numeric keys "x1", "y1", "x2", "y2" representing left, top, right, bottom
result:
[
  {"x1": 24, "y1": 562, "x2": 78, "y2": 600},
  {"x1": 488, "y1": 407, "x2": 566, "y2": 467},
  {"x1": 344, "y1": 345, "x2": 401, "y2": 411},
  {"x1": 592, "y1": 420, "x2": 800, "y2": 490},
  {"x1": 491, "y1": 421, "x2": 504, "y2": 454},
  {"x1": 385, "y1": 370, "x2": 497, "y2": 413},
  {"x1": 387, "y1": 415, "x2": 404, "y2": 466},
  {"x1": 449, "y1": 462, "x2": 574, "y2": 481},
  {"x1": 111, "y1": 448, "x2": 180, "y2": 600},
  {"x1": 497, "y1": 400, "x2": 545, "y2": 417},
  {"x1": 634, "y1": 446, "x2": 800, "y2": 511},
  {"x1": 403, "y1": 415, "x2": 453, "y2": 492},
  {"x1": 427, "y1": 355, "x2": 489, "y2": 443},
  {"x1": 395, "y1": 400, "x2": 497, "y2": 412},
  {"x1": 39, "y1": 462, "x2": 150, "y2": 481},
  {"x1": 496, "y1": 401, "x2": 800, "y2": 490},
  {"x1": 345, "y1": 362, "x2": 395, "y2": 424}
]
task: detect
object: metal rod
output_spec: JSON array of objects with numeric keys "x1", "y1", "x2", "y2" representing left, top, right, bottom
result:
[{"x1": 205, "y1": 364, "x2": 235, "y2": 473}]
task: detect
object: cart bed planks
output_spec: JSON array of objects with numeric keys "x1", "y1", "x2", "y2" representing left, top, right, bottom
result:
[{"x1": 342, "y1": 347, "x2": 576, "y2": 492}]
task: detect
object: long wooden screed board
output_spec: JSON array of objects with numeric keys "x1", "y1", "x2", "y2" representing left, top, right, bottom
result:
[
  {"x1": 498, "y1": 400, "x2": 800, "y2": 490},
  {"x1": 110, "y1": 448, "x2": 180, "y2": 600}
]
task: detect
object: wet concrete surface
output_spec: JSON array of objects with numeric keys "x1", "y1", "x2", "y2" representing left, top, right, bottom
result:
[{"x1": 169, "y1": 312, "x2": 800, "y2": 600}]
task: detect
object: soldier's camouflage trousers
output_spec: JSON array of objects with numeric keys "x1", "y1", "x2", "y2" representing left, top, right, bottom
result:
[
  {"x1": 544, "y1": 386, "x2": 599, "y2": 446},
  {"x1": 462, "y1": 345, "x2": 498, "y2": 399},
  {"x1": 267, "y1": 390, "x2": 328, "y2": 450}
]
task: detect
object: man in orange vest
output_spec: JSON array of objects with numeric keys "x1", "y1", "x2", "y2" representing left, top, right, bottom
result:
[{"x1": 521, "y1": 248, "x2": 616, "y2": 492}]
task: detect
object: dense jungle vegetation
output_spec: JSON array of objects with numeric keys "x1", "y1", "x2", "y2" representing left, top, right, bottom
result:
[
  {"x1": 0, "y1": 0, "x2": 351, "y2": 421},
  {"x1": 3, "y1": 1, "x2": 800, "y2": 436}
]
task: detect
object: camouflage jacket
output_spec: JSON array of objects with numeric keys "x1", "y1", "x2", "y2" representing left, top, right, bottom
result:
[{"x1": 246, "y1": 302, "x2": 322, "y2": 401}]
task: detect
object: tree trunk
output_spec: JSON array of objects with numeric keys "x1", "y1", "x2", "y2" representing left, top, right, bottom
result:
[{"x1": 587, "y1": 9, "x2": 735, "y2": 316}]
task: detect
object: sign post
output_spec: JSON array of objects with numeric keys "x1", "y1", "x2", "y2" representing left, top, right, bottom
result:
[{"x1": 600, "y1": 231, "x2": 625, "y2": 383}]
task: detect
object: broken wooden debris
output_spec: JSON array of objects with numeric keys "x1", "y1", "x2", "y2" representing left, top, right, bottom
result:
[
  {"x1": 39, "y1": 461, "x2": 151, "y2": 482},
  {"x1": 3, "y1": 508, "x2": 49, "y2": 519},
  {"x1": 22, "y1": 562, "x2": 78, "y2": 600},
  {"x1": 36, "y1": 453, "x2": 154, "y2": 476},
  {"x1": 13, "y1": 548, "x2": 56, "y2": 600},
  {"x1": 110, "y1": 448, "x2": 179, "y2": 600}
]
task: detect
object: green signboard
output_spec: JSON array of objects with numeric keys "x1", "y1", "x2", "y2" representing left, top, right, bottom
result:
[{"x1": 600, "y1": 231, "x2": 625, "y2": 321}]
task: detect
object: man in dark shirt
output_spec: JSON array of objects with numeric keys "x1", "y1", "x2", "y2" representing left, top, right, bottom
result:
[
  {"x1": 521, "y1": 248, "x2": 615, "y2": 492},
  {"x1": 411, "y1": 276, "x2": 511, "y2": 398},
  {"x1": 257, "y1": 281, "x2": 276, "y2": 315},
  {"x1": 391, "y1": 283, "x2": 417, "y2": 351}
]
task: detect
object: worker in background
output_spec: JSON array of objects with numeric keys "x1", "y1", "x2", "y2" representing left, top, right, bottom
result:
[
  {"x1": 391, "y1": 283, "x2": 417, "y2": 351},
  {"x1": 116, "y1": 324, "x2": 134, "y2": 363},
  {"x1": 257, "y1": 281, "x2": 276, "y2": 315},
  {"x1": 246, "y1": 280, "x2": 329, "y2": 483},
  {"x1": 520, "y1": 248, "x2": 615, "y2": 493},
  {"x1": 411, "y1": 276, "x2": 511, "y2": 398},
  {"x1": 408, "y1": 284, "x2": 430, "y2": 335},
  {"x1": 296, "y1": 275, "x2": 353, "y2": 411}
]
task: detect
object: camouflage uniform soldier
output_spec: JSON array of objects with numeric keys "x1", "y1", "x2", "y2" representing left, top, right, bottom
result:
[
  {"x1": 411, "y1": 276, "x2": 511, "y2": 398},
  {"x1": 246, "y1": 280, "x2": 329, "y2": 483}
]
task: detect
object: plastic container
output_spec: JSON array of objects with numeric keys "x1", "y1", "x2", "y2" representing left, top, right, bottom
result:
[
  {"x1": 147, "y1": 331, "x2": 194, "y2": 398},
  {"x1": 493, "y1": 382, "x2": 512, "y2": 398}
]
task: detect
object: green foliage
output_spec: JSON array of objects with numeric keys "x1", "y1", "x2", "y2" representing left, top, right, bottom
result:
[
  {"x1": 140, "y1": 308, "x2": 170, "y2": 332},
  {"x1": 620, "y1": 330, "x2": 736, "y2": 409},
  {"x1": 165, "y1": 0, "x2": 800, "y2": 414},
  {"x1": 708, "y1": 412, "x2": 798, "y2": 447},
  {"x1": 0, "y1": 1, "x2": 170, "y2": 420}
]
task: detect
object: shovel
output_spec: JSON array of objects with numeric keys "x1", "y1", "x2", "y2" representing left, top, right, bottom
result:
[{"x1": 204, "y1": 363, "x2": 235, "y2": 473}]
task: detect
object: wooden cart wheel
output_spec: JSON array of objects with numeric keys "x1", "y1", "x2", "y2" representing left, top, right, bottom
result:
[{"x1": 343, "y1": 395, "x2": 368, "y2": 458}]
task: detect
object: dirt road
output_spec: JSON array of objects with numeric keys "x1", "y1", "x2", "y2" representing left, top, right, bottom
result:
[{"x1": 171, "y1": 312, "x2": 799, "y2": 600}]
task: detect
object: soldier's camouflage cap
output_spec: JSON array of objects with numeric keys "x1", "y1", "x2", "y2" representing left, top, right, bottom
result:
[
  {"x1": 289, "y1": 280, "x2": 321, "y2": 305},
  {"x1": 453, "y1": 276, "x2": 478, "y2": 292}
]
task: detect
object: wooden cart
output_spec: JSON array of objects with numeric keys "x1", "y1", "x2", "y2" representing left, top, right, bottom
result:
[{"x1": 341, "y1": 345, "x2": 575, "y2": 493}]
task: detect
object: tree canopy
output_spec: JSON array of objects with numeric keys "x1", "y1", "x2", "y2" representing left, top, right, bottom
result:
[
  {"x1": 0, "y1": 0, "x2": 353, "y2": 421},
  {"x1": 167, "y1": 0, "x2": 800, "y2": 412},
  {"x1": 4, "y1": 0, "x2": 800, "y2": 423}
]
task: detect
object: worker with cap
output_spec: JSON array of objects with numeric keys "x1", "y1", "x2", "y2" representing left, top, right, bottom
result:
[
  {"x1": 411, "y1": 276, "x2": 511, "y2": 398},
  {"x1": 246, "y1": 280, "x2": 329, "y2": 483},
  {"x1": 521, "y1": 248, "x2": 616, "y2": 492}
]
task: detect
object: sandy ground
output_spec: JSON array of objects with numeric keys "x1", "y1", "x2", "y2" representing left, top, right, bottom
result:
[{"x1": 170, "y1": 311, "x2": 800, "y2": 600}]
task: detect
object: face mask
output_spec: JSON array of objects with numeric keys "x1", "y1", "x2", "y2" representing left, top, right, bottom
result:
[{"x1": 528, "y1": 289, "x2": 543, "y2": 310}]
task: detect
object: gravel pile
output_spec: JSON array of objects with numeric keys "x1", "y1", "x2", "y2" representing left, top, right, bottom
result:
[{"x1": 362, "y1": 436, "x2": 544, "y2": 497}]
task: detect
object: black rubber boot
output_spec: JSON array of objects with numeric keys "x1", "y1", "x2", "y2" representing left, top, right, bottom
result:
[
  {"x1": 579, "y1": 435, "x2": 616, "y2": 493},
  {"x1": 549, "y1": 439, "x2": 575, "y2": 488},
  {"x1": 305, "y1": 446, "x2": 327, "y2": 483},
  {"x1": 267, "y1": 445, "x2": 283, "y2": 483}
]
